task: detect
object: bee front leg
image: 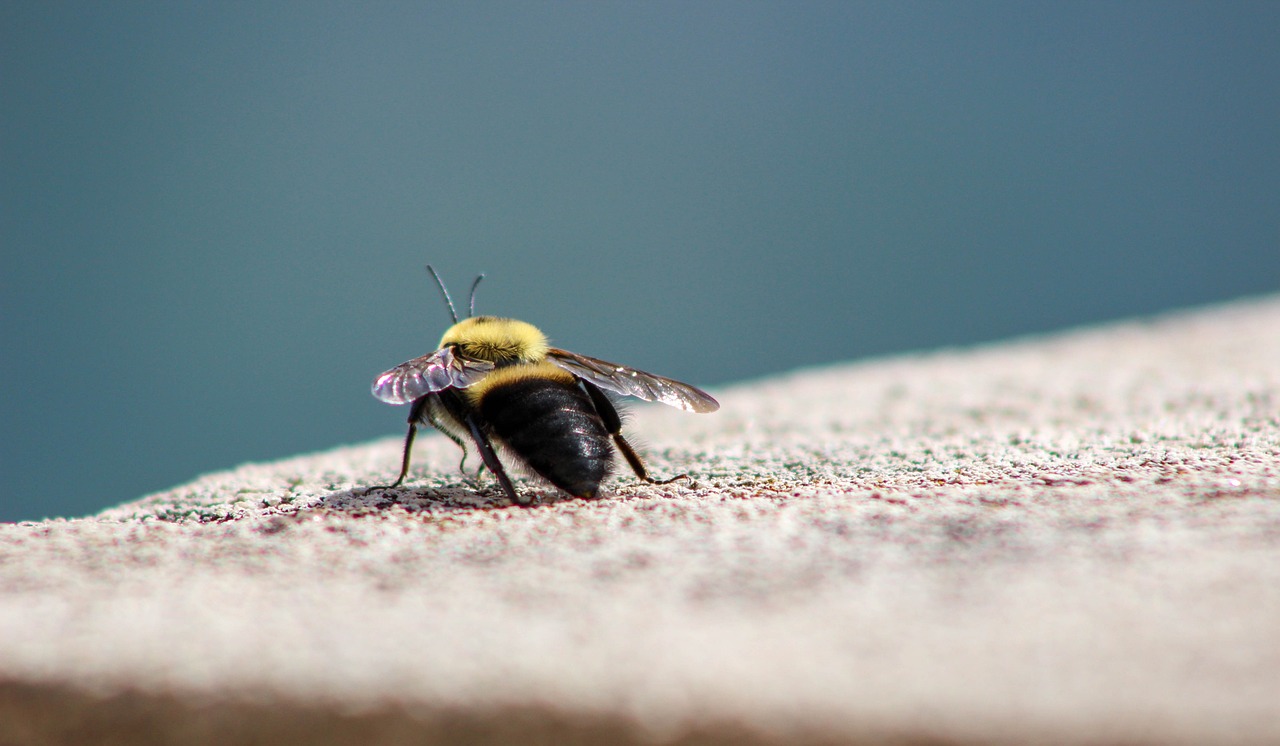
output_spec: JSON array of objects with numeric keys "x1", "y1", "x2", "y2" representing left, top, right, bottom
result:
[
  {"x1": 364, "y1": 421, "x2": 419, "y2": 495},
  {"x1": 365, "y1": 396, "x2": 436, "y2": 495}
]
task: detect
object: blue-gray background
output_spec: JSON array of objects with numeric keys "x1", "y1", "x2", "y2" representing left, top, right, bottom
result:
[{"x1": 3, "y1": 2, "x2": 1278, "y2": 522}]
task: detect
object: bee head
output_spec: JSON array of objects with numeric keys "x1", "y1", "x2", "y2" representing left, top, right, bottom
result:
[{"x1": 440, "y1": 316, "x2": 549, "y2": 364}]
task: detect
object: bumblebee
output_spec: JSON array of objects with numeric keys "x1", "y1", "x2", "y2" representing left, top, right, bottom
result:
[{"x1": 368, "y1": 267, "x2": 719, "y2": 505}]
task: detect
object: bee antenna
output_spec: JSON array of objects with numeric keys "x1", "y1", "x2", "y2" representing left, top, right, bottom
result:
[
  {"x1": 467, "y1": 274, "x2": 485, "y2": 318},
  {"x1": 426, "y1": 265, "x2": 459, "y2": 324}
]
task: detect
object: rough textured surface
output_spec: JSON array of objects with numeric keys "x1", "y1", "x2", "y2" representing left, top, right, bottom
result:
[{"x1": 2, "y1": 296, "x2": 1279, "y2": 745}]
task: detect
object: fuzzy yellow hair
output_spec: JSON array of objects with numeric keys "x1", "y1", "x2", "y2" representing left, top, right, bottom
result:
[
  {"x1": 439, "y1": 316, "x2": 550, "y2": 364},
  {"x1": 461, "y1": 361, "x2": 576, "y2": 405}
]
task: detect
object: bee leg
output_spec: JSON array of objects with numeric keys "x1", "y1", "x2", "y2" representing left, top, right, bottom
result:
[
  {"x1": 424, "y1": 405, "x2": 470, "y2": 476},
  {"x1": 458, "y1": 414, "x2": 525, "y2": 505},
  {"x1": 460, "y1": 460, "x2": 488, "y2": 492},
  {"x1": 364, "y1": 423, "x2": 419, "y2": 495},
  {"x1": 432, "y1": 390, "x2": 524, "y2": 505},
  {"x1": 615, "y1": 433, "x2": 687, "y2": 486},
  {"x1": 423, "y1": 414, "x2": 490, "y2": 494},
  {"x1": 466, "y1": 463, "x2": 489, "y2": 492},
  {"x1": 581, "y1": 381, "x2": 689, "y2": 486},
  {"x1": 441, "y1": 431, "x2": 469, "y2": 476},
  {"x1": 364, "y1": 396, "x2": 435, "y2": 495}
]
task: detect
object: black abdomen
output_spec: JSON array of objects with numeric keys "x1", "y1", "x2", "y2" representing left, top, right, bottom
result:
[{"x1": 479, "y1": 377, "x2": 613, "y2": 499}]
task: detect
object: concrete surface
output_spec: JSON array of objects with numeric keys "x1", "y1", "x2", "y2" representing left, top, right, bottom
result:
[{"x1": 1, "y1": 296, "x2": 1278, "y2": 745}]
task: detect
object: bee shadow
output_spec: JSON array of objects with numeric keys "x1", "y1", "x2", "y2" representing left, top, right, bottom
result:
[{"x1": 311, "y1": 483, "x2": 566, "y2": 514}]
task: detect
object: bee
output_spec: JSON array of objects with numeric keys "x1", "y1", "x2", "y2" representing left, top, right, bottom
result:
[{"x1": 367, "y1": 267, "x2": 719, "y2": 505}]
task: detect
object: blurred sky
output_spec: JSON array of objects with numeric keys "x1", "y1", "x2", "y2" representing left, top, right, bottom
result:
[{"x1": 3, "y1": 2, "x2": 1278, "y2": 521}]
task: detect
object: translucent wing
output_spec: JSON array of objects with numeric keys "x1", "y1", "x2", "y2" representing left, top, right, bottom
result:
[
  {"x1": 371, "y1": 346, "x2": 495, "y2": 405},
  {"x1": 547, "y1": 348, "x2": 719, "y2": 413}
]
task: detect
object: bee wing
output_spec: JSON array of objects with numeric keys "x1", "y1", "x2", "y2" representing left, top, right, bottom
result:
[
  {"x1": 547, "y1": 348, "x2": 719, "y2": 413},
  {"x1": 371, "y1": 347, "x2": 495, "y2": 404}
]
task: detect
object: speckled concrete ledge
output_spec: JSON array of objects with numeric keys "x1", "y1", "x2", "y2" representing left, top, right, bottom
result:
[{"x1": 2, "y1": 296, "x2": 1278, "y2": 745}]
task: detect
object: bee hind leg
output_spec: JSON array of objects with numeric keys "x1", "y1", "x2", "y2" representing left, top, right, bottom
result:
[
  {"x1": 613, "y1": 432, "x2": 688, "y2": 485},
  {"x1": 581, "y1": 381, "x2": 689, "y2": 487}
]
